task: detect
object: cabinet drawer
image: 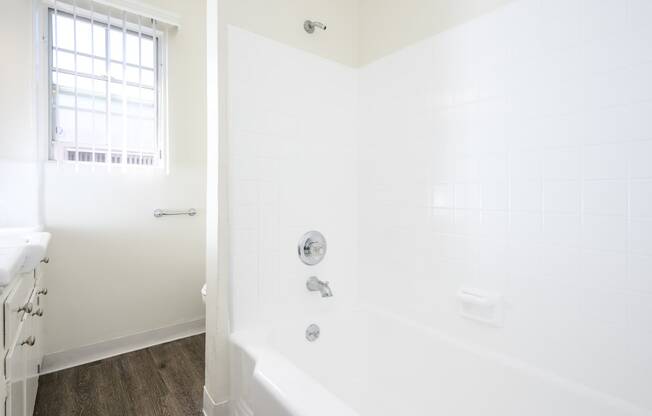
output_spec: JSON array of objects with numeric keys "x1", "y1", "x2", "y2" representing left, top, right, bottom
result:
[
  {"x1": 34, "y1": 265, "x2": 44, "y2": 287},
  {"x1": 5, "y1": 320, "x2": 26, "y2": 416},
  {"x1": 25, "y1": 303, "x2": 40, "y2": 416},
  {"x1": 3, "y1": 273, "x2": 34, "y2": 349}
]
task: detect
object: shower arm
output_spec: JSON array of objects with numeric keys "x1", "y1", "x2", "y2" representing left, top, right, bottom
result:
[{"x1": 304, "y1": 20, "x2": 327, "y2": 34}]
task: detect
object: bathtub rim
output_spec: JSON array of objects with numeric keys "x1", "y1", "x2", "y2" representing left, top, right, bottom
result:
[
  {"x1": 229, "y1": 305, "x2": 651, "y2": 416},
  {"x1": 230, "y1": 324, "x2": 359, "y2": 416}
]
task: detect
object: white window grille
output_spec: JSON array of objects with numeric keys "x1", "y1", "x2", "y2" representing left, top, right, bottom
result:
[{"x1": 47, "y1": 0, "x2": 167, "y2": 168}]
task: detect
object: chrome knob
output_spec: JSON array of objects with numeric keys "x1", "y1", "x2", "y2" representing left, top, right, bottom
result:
[
  {"x1": 308, "y1": 241, "x2": 325, "y2": 257},
  {"x1": 40, "y1": 257, "x2": 50, "y2": 264},
  {"x1": 305, "y1": 324, "x2": 320, "y2": 342},
  {"x1": 298, "y1": 231, "x2": 327, "y2": 266},
  {"x1": 21, "y1": 336, "x2": 36, "y2": 346},
  {"x1": 37, "y1": 288, "x2": 48, "y2": 296},
  {"x1": 18, "y1": 303, "x2": 33, "y2": 314},
  {"x1": 31, "y1": 309, "x2": 43, "y2": 317}
]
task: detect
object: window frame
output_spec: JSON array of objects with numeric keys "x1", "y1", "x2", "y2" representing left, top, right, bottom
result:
[{"x1": 43, "y1": 3, "x2": 168, "y2": 169}]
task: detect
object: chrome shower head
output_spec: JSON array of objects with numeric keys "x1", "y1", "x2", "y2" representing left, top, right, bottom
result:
[{"x1": 304, "y1": 20, "x2": 327, "y2": 34}]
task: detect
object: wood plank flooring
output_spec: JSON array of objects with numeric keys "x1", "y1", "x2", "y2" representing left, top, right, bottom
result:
[{"x1": 34, "y1": 334, "x2": 205, "y2": 416}]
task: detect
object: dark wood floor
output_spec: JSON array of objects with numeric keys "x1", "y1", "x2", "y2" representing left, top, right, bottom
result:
[{"x1": 34, "y1": 334, "x2": 205, "y2": 416}]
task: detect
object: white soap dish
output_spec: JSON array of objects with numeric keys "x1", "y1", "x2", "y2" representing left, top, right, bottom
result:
[{"x1": 457, "y1": 288, "x2": 503, "y2": 327}]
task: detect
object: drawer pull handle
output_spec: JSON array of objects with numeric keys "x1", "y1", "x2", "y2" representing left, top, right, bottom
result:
[
  {"x1": 37, "y1": 288, "x2": 48, "y2": 296},
  {"x1": 32, "y1": 309, "x2": 43, "y2": 317},
  {"x1": 18, "y1": 303, "x2": 33, "y2": 314},
  {"x1": 40, "y1": 257, "x2": 50, "y2": 264},
  {"x1": 21, "y1": 336, "x2": 36, "y2": 346}
]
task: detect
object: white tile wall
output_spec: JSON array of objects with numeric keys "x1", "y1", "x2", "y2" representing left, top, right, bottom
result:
[
  {"x1": 359, "y1": 0, "x2": 652, "y2": 410},
  {"x1": 226, "y1": 1, "x2": 651, "y2": 411},
  {"x1": 227, "y1": 26, "x2": 358, "y2": 330},
  {"x1": 583, "y1": 180, "x2": 628, "y2": 216},
  {"x1": 631, "y1": 180, "x2": 652, "y2": 217}
]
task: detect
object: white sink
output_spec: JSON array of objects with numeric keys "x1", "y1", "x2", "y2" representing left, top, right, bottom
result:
[{"x1": 0, "y1": 230, "x2": 51, "y2": 286}]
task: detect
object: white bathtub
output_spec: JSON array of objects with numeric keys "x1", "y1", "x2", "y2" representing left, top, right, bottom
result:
[{"x1": 230, "y1": 307, "x2": 648, "y2": 416}]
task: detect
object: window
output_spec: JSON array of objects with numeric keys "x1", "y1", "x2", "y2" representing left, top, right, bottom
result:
[{"x1": 48, "y1": 4, "x2": 165, "y2": 167}]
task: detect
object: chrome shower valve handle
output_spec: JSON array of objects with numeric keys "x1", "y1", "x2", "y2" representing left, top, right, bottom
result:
[
  {"x1": 298, "y1": 231, "x2": 327, "y2": 265},
  {"x1": 307, "y1": 241, "x2": 325, "y2": 257}
]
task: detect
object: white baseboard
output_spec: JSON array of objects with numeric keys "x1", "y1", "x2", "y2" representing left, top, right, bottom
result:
[
  {"x1": 41, "y1": 317, "x2": 206, "y2": 374},
  {"x1": 203, "y1": 386, "x2": 230, "y2": 416}
]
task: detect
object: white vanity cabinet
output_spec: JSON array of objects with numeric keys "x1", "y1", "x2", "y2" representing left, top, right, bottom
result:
[
  {"x1": 1, "y1": 266, "x2": 47, "y2": 416},
  {"x1": 25, "y1": 273, "x2": 45, "y2": 416}
]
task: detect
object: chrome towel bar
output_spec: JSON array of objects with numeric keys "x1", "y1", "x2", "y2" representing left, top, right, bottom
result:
[{"x1": 153, "y1": 208, "x2": 197, "y2": 218}]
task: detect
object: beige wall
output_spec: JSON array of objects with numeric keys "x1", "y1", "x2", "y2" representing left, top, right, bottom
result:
[
  {"x1": 215, "y1": 0, "x2": 515, "y2": 69},
  {"x1": 0, "y1": 0, "x2": 41, "y2": 227},
  {"x1": 40, "y1": 0, "x2": 208, "y2": 355},
  {"x1": 0, "y1": 0, "x2": 37, "y2": 162},
  {"x1": 224, "y1": 0, "x2": 359, "y2": 67},
  {"x1": 358, "y1": 0, "x2": 513, "y2": 66}
]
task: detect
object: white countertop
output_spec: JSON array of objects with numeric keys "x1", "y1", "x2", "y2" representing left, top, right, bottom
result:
[{"x1": 0, "y1": 228, "x2": 51, "y2": 286}]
